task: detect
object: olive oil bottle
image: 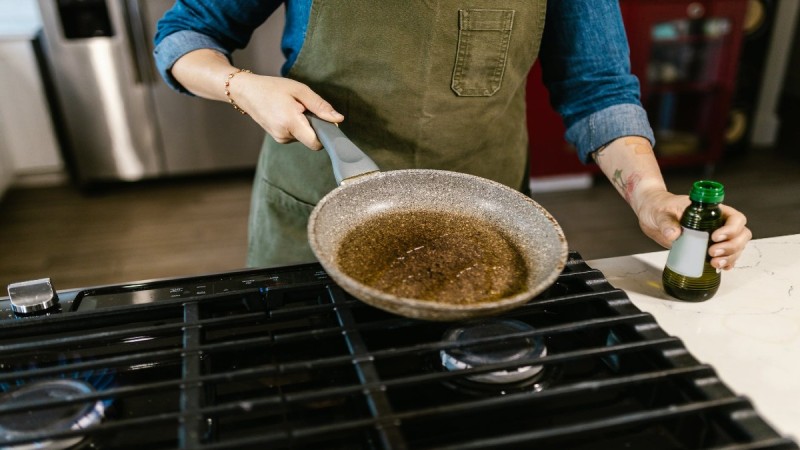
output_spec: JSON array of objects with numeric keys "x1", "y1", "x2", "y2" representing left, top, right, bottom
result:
[{"x1": 662, "y1": 180, "x2": 725, "y2": 301}]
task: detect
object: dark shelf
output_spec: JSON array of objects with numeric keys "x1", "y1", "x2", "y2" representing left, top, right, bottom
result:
[{"x1": 646, "y1": 81, "x2": 722, "y2": 95}]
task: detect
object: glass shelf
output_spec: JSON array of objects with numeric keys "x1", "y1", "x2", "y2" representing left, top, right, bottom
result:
[{"x1": 647, "y1": 17, "x2": 732, "y2": 86}]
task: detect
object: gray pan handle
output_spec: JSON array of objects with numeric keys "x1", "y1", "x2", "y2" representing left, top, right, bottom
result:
[{"x1": 305, "y1": 113, "x2": 380, "y2": 185}]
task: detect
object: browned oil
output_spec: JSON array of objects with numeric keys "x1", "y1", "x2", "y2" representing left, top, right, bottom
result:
[{"x1": 337, "y1": 210, "x2": 529, "y2": 304}]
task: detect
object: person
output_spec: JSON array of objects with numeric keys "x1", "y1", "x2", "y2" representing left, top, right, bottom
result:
[{"x1": 153, "y1": 0, "x2": 751, "y2": 270}]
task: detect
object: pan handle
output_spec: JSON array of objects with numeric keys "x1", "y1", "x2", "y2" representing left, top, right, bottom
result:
[{"x1": 305, "y1": 113, "x2": 380, "y2": 185}]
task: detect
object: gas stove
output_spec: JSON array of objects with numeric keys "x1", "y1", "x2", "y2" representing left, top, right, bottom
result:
[{"x1": 1, "y1": 252, "x2": 796, "y2": 450}]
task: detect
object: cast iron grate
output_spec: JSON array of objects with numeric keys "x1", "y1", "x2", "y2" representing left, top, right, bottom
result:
[{"x1": 0, "y1": 252, "x2": 796, "y2": 449}]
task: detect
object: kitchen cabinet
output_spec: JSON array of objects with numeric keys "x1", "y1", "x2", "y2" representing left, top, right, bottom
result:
[
  {"x1": 528, "y1": 0, "x2": 748, "y2": 178},
  {"x1": 623, "y1": 0, "x2": 748, "y2": 168}
]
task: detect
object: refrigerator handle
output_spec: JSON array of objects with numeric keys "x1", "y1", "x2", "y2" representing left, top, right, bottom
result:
[{"x1": 121, "y1": 0, "x2": 153, "y2": 85}]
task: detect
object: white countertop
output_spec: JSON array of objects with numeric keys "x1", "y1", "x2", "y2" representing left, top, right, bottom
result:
[{"x1": 588, "y1": 234, "x2": 800, "y2": 441}]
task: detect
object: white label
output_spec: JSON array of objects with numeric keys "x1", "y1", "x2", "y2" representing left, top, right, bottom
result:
[{"x1": 666, "y1": 227, "x2": 709, "y2": 278}]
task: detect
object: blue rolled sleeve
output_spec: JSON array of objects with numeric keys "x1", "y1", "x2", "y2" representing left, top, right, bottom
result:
[
  {"x1": 566, "y1": 104, "x2": 655, "y2": 162},
  {"x1": 152, "y1": 0, "x2": 284, "y2": 95},
  {"x1": 154, "y1": 30, "x2": 231, "y2": 94},
  {"x1": 539, "y1": 0, "x2": 655, "y2": 162}
]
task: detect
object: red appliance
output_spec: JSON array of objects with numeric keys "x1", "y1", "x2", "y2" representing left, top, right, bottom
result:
[{"x1": 528, "y1": 0, "x2": 749, "y2": 178}]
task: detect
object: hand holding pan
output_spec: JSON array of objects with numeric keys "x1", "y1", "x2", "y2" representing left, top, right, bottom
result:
[{"x1": 305, "y1": 113, "x2": 568, "y2": 321}]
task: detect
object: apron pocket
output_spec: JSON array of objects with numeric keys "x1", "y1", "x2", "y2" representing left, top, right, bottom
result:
[
  {"x1": 260, "y1": 176, "x2": 316, "y2": 214},
  {"x1": 451, "y1": 9, "x2": 515, "y2": 97},
  {"x1": 247, "y1": 176, "x2": 317, "y2": 267}
]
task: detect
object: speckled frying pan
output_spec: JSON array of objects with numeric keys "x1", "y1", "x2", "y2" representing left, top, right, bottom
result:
[{"x1": 306, "y1": 114, "x2": 568, "y2": 321}]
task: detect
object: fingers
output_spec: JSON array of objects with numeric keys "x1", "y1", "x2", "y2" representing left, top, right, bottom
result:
[
  {"x1": 637, "y1": 192, "x2": 687, "y2": 249},
  {"x1": 291, "y1": 87, "x2": 344, "y2": 151},
  {"x1": 264, "y1": 108, "x2": 321, "y2": 149},
  {"x1": 644, "y1": 217, "x2": 679, "y2": 249},
  {"x1": 708, "y1": 205, "x2": 752, "y2": 270},
  {"x1": 712, "y1": 204, "x2": 747, "y2": 243},
  {"x1": 295, "y1": 88, "x2": 344, "y2": 124},
  {"x1": 657, "y1": 215, "x2": 681, "y2": 247},
  {"x1": 287, "y1": 102, "x2": 324, "y2": 150},
  {"x1": 637, "y1": 195, "x2": 751, "y2": 271},
  {"x1": 245, "y1": 77, "x2": 343, "y2": 151},
  {"x1": 709, "y1": 227, "x2": 752, "y2": 270}
]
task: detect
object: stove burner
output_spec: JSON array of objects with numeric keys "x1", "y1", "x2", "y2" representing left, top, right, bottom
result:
[
  {"x1": 0, "y1": 379, "x2": 105, "y2": 450},
  {"x1": 0, "y1": 253, "x2": 792, "y2": 449},
  {"x1": 0, "y1": 355, "x2": 116, "y2": 397},
  {"x1": 440, "y1": 319, "x2": 547, "y2": 385}
]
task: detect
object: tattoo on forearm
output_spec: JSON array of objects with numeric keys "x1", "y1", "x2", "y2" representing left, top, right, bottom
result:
[
  {"x1": 612, "y1": 169, "x2": 641, "y2": 203},
  {"x1": 596, "y1": 137, "x2": 651, "y2": 203}
]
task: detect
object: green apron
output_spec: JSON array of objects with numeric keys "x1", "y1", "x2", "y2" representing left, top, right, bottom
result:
[{"x1": 248, "y1": 0, "x2": 547, "y2": 267}]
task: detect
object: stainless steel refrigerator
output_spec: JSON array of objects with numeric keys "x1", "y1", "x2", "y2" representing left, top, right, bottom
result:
[{"x1": 36, "y1": 0, "x2": 285, "y2": 184}]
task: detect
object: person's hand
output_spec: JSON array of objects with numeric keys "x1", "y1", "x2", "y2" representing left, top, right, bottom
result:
[
  {"x1": 231, "y1": 74, "x2": 343, "y2": 150},
  {"x1": 170, "y1": 49, "x2": 343, "y2": 149},
  {"x1": 634, "y1": 189, "x2": 752, "y2": 270}
]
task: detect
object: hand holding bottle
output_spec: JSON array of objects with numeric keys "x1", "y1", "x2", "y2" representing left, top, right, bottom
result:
[
  {"x1": 591, "y1": 137, "x2": 750, "y2": 273},
  {"x1": 634, "y1": 187, "x2": 751, "y2": 271},
  {"x1": 661, "y1": 181, "x2": 726, "y2": 301}
]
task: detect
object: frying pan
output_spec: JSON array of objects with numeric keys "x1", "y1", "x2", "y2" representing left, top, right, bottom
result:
[{"x1": 306, "y1": 114, "x2": 568, "y2": 321}]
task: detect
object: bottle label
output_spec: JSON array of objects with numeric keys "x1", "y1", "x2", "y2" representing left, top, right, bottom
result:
[{"x1": 666, "y1": 227, "x2": 708, "y2": 278}]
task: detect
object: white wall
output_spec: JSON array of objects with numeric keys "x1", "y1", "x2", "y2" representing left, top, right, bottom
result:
[
  {"x1": 0, "y1": 0, "x2": 41, "y2": 35},
  {"x1": 0, "y1": 0, "x2": 64, "y2": 192},
  {"x1": 751, "y1": 1, "x2": 800, "y2": 146}
]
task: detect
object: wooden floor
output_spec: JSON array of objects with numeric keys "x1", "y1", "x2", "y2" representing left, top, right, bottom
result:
[{"x1": 2, "y1": 144, "x2": 799, "y2": 291}]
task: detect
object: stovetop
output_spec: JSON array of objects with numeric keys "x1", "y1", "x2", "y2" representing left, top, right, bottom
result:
[{"x1": 1, "y1": 252, "x2": 796, "y2": 450}]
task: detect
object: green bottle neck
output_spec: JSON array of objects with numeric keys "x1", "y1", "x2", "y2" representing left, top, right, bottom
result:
[{"x1": 681, "y1": 201, "x2": 723, "y2": 231}]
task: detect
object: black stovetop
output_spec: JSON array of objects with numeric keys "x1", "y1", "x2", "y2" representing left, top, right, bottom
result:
[{"x1": 0, "y1": 252, "x2": 796, "y2": 450}]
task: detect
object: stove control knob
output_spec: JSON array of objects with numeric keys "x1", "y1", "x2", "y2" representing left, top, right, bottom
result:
[{"x1": 7, "y1": 278, "x2": 60, "y2": 315}]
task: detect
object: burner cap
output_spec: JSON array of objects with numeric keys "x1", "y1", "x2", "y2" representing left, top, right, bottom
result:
[
  {"x1": 440, "y1": 319, "x2": 546, "y2": 384},
  {"x1": 0, "y1": 379, "x2": 105, "y2": 450}
]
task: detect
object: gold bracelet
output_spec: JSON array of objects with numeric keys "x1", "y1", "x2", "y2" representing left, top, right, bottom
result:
[{"x1": 224, "y1": 68, "x2": 252, "y2": 115}]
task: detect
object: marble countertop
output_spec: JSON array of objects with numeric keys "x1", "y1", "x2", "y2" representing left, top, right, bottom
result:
[{"x1": 588, "y1": 234, "x2": 799, "y2": 441}]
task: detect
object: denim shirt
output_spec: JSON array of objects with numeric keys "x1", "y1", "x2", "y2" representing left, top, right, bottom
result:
[{"x1": 153, "y1": 0, "x2": 654, "y2": 163}]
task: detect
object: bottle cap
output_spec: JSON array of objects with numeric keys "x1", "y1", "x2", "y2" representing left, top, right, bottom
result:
[{"x1": 689, "y1": 180, "x2": 725, "y2": 203}]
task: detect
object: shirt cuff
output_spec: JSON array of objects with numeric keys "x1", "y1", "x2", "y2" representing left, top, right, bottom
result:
[
  {"x1": 565, "y1": 103, "x2": 656, "y2": 163},
  {"x1": 153, "y1": 30, "x2": 231, "y2": 95}
]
